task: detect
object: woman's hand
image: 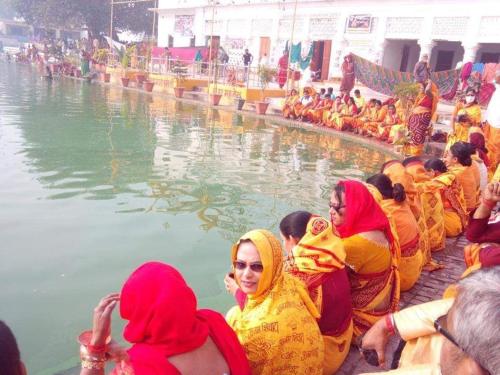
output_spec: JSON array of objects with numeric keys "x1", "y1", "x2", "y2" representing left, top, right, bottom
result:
[
  {"x1": 483, "y1": 182, "x2": 500, "y2": 203},
  {"x1": 91, "y1": 293, "x2": 120, "y2": 346},
  {"x1": 224, "y1": 274, "x2": 239, "y2": 296}
]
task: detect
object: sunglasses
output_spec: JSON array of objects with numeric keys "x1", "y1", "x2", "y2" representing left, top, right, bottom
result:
[
  {"x1": 328, "y1": 202, "x2": 346, "y2": 213},
  {"x1": 233, "y1": 260, "x2": 264, "y2": 273},
  {"x1": 434, "y1": 314, "x2": 490, "y2": 374}
]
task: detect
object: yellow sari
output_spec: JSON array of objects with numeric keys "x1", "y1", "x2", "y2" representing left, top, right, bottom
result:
[
  {"x1": 449, "y1": 164, "x2": 480, "y2": 213},
  {"x1": 446, "y1": 102, "x2": 482, "y2": 150},
  {"x1": 484, "y1": 122, "x2": 500, "y2": 175},
  {"x1": 226, "y1": 229, "x2": 324, "y2": 375},
  {"x1": 286, "y1": 217, "x2": 353, "y2": 375},
  {"x1": 343, "y1": 234, "x2": 400, "y2": 337},
  {"x1": 423, "y1": 171, "x2": 468, "y2": 237},
  {"x1": 406, "y1": 162, "x2": 446, "y2": 252},
  {"x1": 283, "y1": 93, "x2": 299, "y2": 118}
]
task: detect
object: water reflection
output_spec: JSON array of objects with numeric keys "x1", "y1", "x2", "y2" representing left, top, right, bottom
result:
[{"x1": 0, "y1": 61, "x2": 393, "y2": 374}]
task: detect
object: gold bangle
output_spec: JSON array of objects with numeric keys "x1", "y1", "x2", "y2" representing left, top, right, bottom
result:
[{"x1": 81, "y1": 359, "x2": 105, "y2": 370}]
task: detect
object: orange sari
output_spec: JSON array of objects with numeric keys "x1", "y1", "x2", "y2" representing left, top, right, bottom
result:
[
  {"x1": 383, "y1": 161, "x2": 431, "y2": 267},
  {"x1": 364, "y1": 106, "x2": 388, "y2": 136},
  {"x1": 282, "y1": 93, "x2": 299, "y2": 118},
  {"x1": 450, "y1": 164, "x2": 480, "y2": 213}
]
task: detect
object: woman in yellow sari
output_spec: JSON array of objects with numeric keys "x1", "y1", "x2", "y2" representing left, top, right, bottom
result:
[
  {"x1": 446, "y1": 89, "x2": 482, "y2": 151},
  {"x1": 405, "y1": 80, "x2": 438, "y2": 156},
  {"x1": 311, "y1": 94, "x2": 333, "y2": 125},
  {"x1": 324, "y1": 96, "x2": 343, "y2": 128},
  {"x1": 424, "y1": 158, "x2": 468, "y2": 237},
  {"x1": 445, "y1": 141, "x2": 480, "y2": 212},
  {"x1": 366, "y1": 174, "x2": 423, "y2": 291},
  {"x1": 280, "y1": 212, "x2": 353, "y2": 374},
  {"x1": 382, "y1": 160, "x2": 431, "y2": 268},
  {"x1": 378, "y1": 104, "x2": 402, "y2": 141},
  {"x1": 225, "y1": 229, "x2": 324, "y2": 375},
  {"x1": 364, "y1": 100, "x2": 388, "y2": 137},
  {"x1": 404, "y1": 157, "x2": 446, "y2": 252},
  {"x1": 329, "y1": 180, "x2": 400, "y2": 338},
  {"x1": 282, "y1": 89, "x2": 299, "y2": 119},
  {"x1": 353, "y1": 98, "x2": 376, "y2": 134},
  {"x1": 334, "y1": 96, "x2": 358, "y2": 131}
]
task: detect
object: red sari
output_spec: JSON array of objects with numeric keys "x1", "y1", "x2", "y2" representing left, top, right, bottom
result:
[
  {"x1": 114, "y1": 262, "x2": 251, "y2": 375},
  {"x1": 277, "y1": 54, "x2": 289, "y2": 88}
]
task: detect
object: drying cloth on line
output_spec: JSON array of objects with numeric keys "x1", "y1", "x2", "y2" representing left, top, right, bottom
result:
[
  {"x1": 472, "y1": 62, "x2": 485, "y2": 74},
  {"x1": 290, "y1": 42, "x2": 314, "y2": 70},
  {"x1": 351, "y1": 53, "x2": 461, "y2": 98}
]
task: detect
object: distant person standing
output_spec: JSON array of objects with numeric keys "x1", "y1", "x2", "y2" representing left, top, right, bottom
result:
[
  {"x1": 339, "y1": 54, "x2": 355, "y2": 95},
  {"x1": 242, "y1": 48, "x2": 253, "y2": 80},
  {"x1": 414, "y1": 54, "x2": 431, "y2": 84}
]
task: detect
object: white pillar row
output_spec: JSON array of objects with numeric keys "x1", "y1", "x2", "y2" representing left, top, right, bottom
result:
[
  {"x1": 418, "y1": 39, "x2": 436, "y2": 61},
  {"x1": 462, "y1": 43, "x2": 479, "y2": 63},
  {"x1": 328, "y1": 14, "x2": 348, "y2": 79}
]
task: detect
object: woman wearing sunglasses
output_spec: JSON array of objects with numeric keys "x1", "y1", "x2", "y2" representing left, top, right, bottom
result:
[
  {"x1": 279, "y1": 211, "x2": 353, "y2": 374},
  {"x1": 225, "y1": 229, "x2": 324, "y2": 375},
  {"x1": 329, "y1": 180, "x2": 400, "y2": 338}
]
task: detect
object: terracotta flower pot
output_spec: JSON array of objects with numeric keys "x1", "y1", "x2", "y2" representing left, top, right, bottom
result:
[
  {"x1": 101, "y1": 73, "x2": 111, "y2": 83},
  {"x1": 143, "y1": 80, "x2": 155, "y2": 92},
  {"x1": 121, "y1": 77, "x2": 130, "y2": 87},
  {"x1": 209, "y1": 93, "x2": 222, "y2": 106},
  {"x1": 174, "y1": 87, "x2": 185, "y2": 98},
  {"x1": 255, "y1": 101, "x2": 269, "y2": 115}
]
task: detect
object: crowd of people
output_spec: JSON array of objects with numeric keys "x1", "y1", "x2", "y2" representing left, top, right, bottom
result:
[
  {"x1": 1, "y1": 146, "x2": 498, "y2": 374},
  {"x1": 281, "y1": 67, "x2": 500, "y2": 163}
]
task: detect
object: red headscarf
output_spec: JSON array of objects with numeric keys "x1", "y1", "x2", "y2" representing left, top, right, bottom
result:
[
  {"x1": 333, "y1": 180, "x2": 395, "y2": 245},
  {"x1": 469, "y1": 132, "x2": 490, "y2": 167},
  {"x1": 120, "y1": 262, "x2": 251, "y2": 375}
]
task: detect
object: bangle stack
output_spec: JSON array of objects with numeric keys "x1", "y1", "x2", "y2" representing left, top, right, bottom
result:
[
  {"x1": 80, "y1": 344, "x2": 107, "y2": 370},
  {"x1": 481, "y1": 198, "x2": 496, "y2": 210},
  {"x1": 385, "y1": 313, "x2": 396, "y2": 335}
]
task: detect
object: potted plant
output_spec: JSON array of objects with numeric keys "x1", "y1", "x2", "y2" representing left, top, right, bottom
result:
[
  {"x1": 255, "y1": 65, "x2": 277, "y2": 115},
  {"x1": 119, "y1": 46, "x2": 135, "y2": 87},
  {"x1": 172, "y1": 60, "x2": 188, "y2": 98}
]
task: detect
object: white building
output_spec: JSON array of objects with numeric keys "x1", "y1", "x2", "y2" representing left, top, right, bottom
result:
[{"x1": 155, "y1": 0, "x2": 500, "y2": 79}]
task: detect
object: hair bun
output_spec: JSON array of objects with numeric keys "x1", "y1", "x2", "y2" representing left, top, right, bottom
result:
[{"x1": 393, "y1": 183, "x2": 406, "y2": 203}]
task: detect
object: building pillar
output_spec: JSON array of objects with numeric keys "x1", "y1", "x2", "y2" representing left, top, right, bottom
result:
[
  {"x1": 328, "y1": 14, "x2": 348, "y2": 79},
  {"x1": 417, "y1": 39, "x2": 435, "y2": 61},
  {"x1": 462, "y1": 43, "x2": 479, "y2": 63}
]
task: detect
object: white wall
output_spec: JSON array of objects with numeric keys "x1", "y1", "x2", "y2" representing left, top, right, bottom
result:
[{"x1": 156, "y1": 0, "x2": 500, "y2": 76}]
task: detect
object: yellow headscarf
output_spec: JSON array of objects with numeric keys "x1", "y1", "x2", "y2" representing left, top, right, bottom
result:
[
  {"x1": 227, "y1": 229, "x2": 324, "y2": 375},
  {"x1": 289, "y1": 216, "x2": 345, "y2": 274}
]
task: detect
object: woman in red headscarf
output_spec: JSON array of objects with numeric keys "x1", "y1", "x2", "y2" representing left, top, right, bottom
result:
[
  {"x1": 329, "y1": 180, "x2": 400, "y2": 338},
  {"x1": 79, "y1": 262, "x2": 251, "y2": 375}
]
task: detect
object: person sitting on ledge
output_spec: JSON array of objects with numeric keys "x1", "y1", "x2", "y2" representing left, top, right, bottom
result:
[
  {"x1": 334, "y1": 96, "x2": 358, "y2": 131},
  {"x1": 360, "y1": 267, "x2": 500, "y2": 375},
  {"x1": 0, "y1": 320, "x2": 26, "y2": 375},
  {"x1": 79, "y1": 262, "x2": 250, "y2": 375},
  {"x1": 282, "y1": 89, "x2": 299, "y2": 119},
  {"x1": 293, "y1": 87, "x2": 314, "y2": 120},
  {"x1": 329, "y1": 180, "x2": 400, "y2": 338},
  {"x1": 225, "y1": 229, "x2": 324, "y2": 375},
  {"x1": 378, "y1": 104, "x2": 402, "y2": 142},
  {"x1": 311, "y1": 93, "x2": 333, "y2": 125},
  {"x1": 364, "y1": 100, "x2": 387, "y2": 137},
  {"x1": 353, "y1": 89, "x2": 366, "y2": 114}
]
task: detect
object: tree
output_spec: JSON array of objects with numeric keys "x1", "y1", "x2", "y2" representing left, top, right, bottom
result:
[{"x1": 7, "y1": 0, "x2": 156, "y2": 38}]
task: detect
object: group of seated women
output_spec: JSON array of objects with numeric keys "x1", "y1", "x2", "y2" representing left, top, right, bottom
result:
[
  {"x1": 64, "y1": 139, "x2": 499, "y2": 375},
  {"x1": 281, "y1": 87, "x2": 407, "y2": 144}
]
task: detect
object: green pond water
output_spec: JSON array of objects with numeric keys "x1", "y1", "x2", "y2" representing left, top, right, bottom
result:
[{"x1": 0, "y1": 61, "x2": 392, "y2": 374}]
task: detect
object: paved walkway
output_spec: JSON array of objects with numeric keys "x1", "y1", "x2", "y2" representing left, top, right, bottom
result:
[{"x1": 338, "y1": 235, "x2": 469, "y2": 374}]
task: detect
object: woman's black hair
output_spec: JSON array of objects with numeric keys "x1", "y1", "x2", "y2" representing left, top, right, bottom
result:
[
  {"x1": 279, "y1": 211, "x2": 313, "y2": 240},
  {"x1": 450, "y1": 141, "x2": 475, "y2": 167},
  {"x1": 0, "y1": 321, "x2": 22, "y2": 375},
  {"x1": 424, "y1": 158, "x2": 448, "y2": 173},
  {"x1": 380, "y1": 160, "x2": 399, "y2": 173},
  {"x1": 348, "y1": 96, "x2": 355, "y2": 105},
  {"x1": 402, "y1": 156, "x2": 422, "y2": 167},
  {"x1": 366, "y1": 174, "x2": 406, "y2": 203}
]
